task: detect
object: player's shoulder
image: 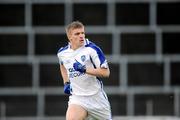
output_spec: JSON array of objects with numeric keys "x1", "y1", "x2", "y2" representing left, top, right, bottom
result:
[
  {"x1": 85, "y1": 39, "x2": 98, "y2": 48},
  {"x1": 85, "y1": 39, "x2": 102, "y2": 52},
  {"x1": 57, "y1": 44, "x2": 69, "y2": 55}
]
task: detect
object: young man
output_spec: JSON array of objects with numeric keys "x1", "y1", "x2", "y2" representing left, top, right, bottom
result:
[{"x1": 57, "y1": 21, "x2": 112, "y2": 120}]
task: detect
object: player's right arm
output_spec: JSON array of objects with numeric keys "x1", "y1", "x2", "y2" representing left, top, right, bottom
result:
[
  {"x1": 60, "y1": 64, "x2": 71, "y2": 95},
  {"x1": 60, "y1": 64, "x2": 69, "y2": 84},
  {"x1": 57, "y1": 46, "x2": 71, "y2": 94}
]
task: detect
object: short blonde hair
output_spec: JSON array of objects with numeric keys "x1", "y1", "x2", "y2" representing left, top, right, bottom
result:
[{"x1": 65, "y1": 21, "x2": 84, "y2": 34}]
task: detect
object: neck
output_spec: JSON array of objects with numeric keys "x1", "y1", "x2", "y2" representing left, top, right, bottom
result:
[{"x1": 71, "y1": 44, "x2": 81, "y2": 50}]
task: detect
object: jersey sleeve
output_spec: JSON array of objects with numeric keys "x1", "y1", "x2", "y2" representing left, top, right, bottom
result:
[
  {"x1": 57, "y1": 53, "x2": 63, "y2": 65},
  {"x1": 89, "y1": 43, "x2": 109, "y2": 69},
  {"x1": 57, "y1": 47, "x2": 65, "y2": 65}
]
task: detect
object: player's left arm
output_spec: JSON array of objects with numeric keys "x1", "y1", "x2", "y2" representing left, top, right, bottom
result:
[
  {"x1": 86, "y1": 66, "x2": 110, "y2": 78},
  {"x1": 85, "y1": 44, "x2": 110, "y2": 78},
  {"x1": 73, "y1": 59, "x2": 110, "y2": 78}
]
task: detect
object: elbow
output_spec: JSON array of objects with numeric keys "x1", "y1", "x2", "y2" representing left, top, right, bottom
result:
[
  {"x1": 103, "y1": 69, "x2": 110, "y2": 78},
  {"x1": 106, "y1": 71, "x2": 110, "y2": 77}
]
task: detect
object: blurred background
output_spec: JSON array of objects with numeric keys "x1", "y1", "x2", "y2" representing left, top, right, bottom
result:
[{"x1": 0, "y1": 0, "x2": 180, "y2": 120}]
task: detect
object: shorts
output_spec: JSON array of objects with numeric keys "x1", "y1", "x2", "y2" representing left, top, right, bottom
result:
[{"x1": 68, "y1": 90, "x2": 112, "y2": 120}]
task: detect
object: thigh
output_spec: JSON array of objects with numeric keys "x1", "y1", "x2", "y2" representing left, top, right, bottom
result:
[
  {"x1": 66, "y1": 104, "x2": 88, "y2": 120},
  {"x1": 87, "y1": 91, "x2": 112, "y2": 120}
]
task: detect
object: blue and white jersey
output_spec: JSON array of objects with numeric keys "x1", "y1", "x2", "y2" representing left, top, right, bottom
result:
[{"x1": 57, "y1": 39, "x2": 109, "y2": 96}]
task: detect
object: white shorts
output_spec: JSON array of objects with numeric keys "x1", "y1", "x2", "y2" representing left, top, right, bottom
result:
[{"x1": 68, "y1": 90, "x2": 112, "y2": 120}]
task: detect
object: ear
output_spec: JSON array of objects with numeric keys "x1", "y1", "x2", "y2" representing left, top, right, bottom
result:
[{"x1": 67, "y1": 32, "x2": 72, "y2": 41}]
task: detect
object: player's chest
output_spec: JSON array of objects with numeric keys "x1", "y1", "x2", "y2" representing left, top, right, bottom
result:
[{"x1": 62, "y1": 50, "x2": 91, "y2": 68}]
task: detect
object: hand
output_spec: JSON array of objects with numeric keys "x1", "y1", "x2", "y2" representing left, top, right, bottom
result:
[
  {"x1": 64, "y1": 82, "x2": 71, "y2": 95},
  {"x1": 73, "y1": 61, "x2": 86, "y2": 73}
]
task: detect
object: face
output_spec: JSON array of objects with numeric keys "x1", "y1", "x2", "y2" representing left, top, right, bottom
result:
[{"x1": 67, "y1": 27, "x2": 85, "y2": 50}]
